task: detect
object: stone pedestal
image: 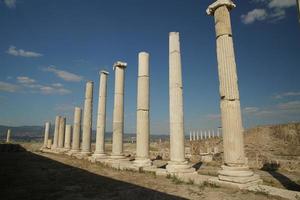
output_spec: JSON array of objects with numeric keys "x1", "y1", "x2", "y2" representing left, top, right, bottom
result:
[
  {"x1": 6, "y1": 129, "x2": 11, "y2": 143},
  {"x1": 207, "y1": 0, "x2": 260, "y2": 186},
  {"x1": 47, "y1": 139, "x2": 52, "y2": 149},
  {"x1": 64, "y1": 124, "x2": 72, "y2": 150},
  {"x1": 43, "y1": 122, "x2": 50, "y2": 148},
  {"x1": 81, "y1": 81, "x2": 93, "y2": 156},
  {"x1": 111, "y1": 61, "x2": 127, "y2": 159},
  {"x1": 133, "y1": 52, "x2": 152, "y2": 167},
  {"x1": 57, "y1": 117, "x2": 66, "y2": 149},
  {"x1": 92, "y1": 71, "x2": 109, "y2": 159},
  {"x1": 166, "y1": 32, "x2": 194, "y2": 174},
  {"x1": 51, "y1": 116, "x2": 60, "y2": 149},
  {"x1": 69, "y1": 107, "x2": 81, "y2": 154}
]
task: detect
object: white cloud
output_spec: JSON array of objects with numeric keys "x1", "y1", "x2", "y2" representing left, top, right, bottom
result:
[
  {"x1": 44, "y1": 66, "x2": 83, "y2": 82},
  {"x1": 268, "y1": 0, "x2": 296, "y2": 9},
  {"x1": 277, "y1": 100, "x2": 300, "y2": 110},
  {"x1": 241, "y1": 9, "x2": 268, "y2": 24},
  {"x1": 243, "y1": 107, "x2": 259, "y2": 114},
  {"x1": 273, "y1": 91, "x2": 300, "y2": 99},
  {"x1": 241, "y1": 0, "x2": 297, "y2": 24},
  {"x1": 6, "y1": 46, "x2": 43, "y2": 58},
  {"x1": 4, "y1": 0, "x2": 16, "y2": 9},
  {"x1": 51, "y1": 83, "x2": 63, "y2": 87},
  {"x1": 39, "y1": 86, "x2": 71, "y2": 95},
  {"x1": 0, "y1": 81, "x2": 19, "y2": 92},
  {"x1": 17, "y1": 76, "x2": 36, "y2": 84}
]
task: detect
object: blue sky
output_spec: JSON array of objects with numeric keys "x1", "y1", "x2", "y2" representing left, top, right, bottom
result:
[{"x1": 0, "y1": 0, "x2": 299, "y2": 135}]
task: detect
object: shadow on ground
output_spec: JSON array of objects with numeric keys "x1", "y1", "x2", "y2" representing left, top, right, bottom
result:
[
  {"x1": 262, "y1": 163, "x2": 300, "y2": 191},
  {"x1": 0, "y1": 144, "x2": 186, "y2": 200}
]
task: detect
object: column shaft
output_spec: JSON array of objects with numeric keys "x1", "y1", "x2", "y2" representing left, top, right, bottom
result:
[
  {"x1": 94, "y1": 71, "x2": 109, "y2": 155},
  {"x1": 43, "y1": 122, "x2": 50, "y2": 148},
  {"x1": 58, "y1": 117, "x2": 66, "y2": 148},
  {"x1": 72, "y1": 107, "x2": 81, "y2": 151},
  {"x1": 112, "y1": 62, "x2": 126, "y2": 158},
  {"x1": 64, "y1": 124, "x2": 72, "y2": 150},
  {"x1": 135, "y1": 52, "x2": 150, "y2": 164},
  {"x1": 52, "y1": 116, "x2": 60, "y2": 149},
  {"x1": 169, "y1": 32, "x2": 185, "y2": 162},
  {"x1": 81, "y1": 81, "x2": 93, "y2": 154},
  {"x1": 6, "y1": 129, "x2": 11, "y2": 143}
]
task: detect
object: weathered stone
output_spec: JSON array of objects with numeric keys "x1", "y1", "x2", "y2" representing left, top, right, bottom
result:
[
  {"x1": 81, "y1": 81, "x2": 93, "y2": 155},
  {"x1": 64, "y1": 124, "x2": 72, "y2": 150},
  {"x1": 111, "y1": 61, "x2": 127, "y2": 159},
  {"x1": 70, "y1": 107, "x2": 81, "y2": 153},
  {"x1": 6, "y1": 129, "x2": 11, "y2": 143},
  {"x1": 52, "y1": 116, "x2": 60, "y2": 149},
  {"x1": 57, "y1": 117, "x2": 66, "y2": 149},
  {"x1": 43, "y1": 122, "x2": 50, "y2": 148}
]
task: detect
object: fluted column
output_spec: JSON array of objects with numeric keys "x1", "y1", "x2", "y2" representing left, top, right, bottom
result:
[
  {"x1": 64, "y1": 124, "x2": 72, "y2": 150},
  {"x1": 207, "y1": 0, "x2": 260, "y2": 185},
  {"x1": 6, "y1": 129, "x2": 11, "y2": 143},
  {"x1": 93, "y1": 70, "x2": 109, "y2": 158},
  {"x1": 52, "y1": 116, "x2": 60, "y2": 149},
  {"x1": 43, "y1": 122, "x2": 50, "y2": 148},
  {"x1": 70, "y1": 107, "x2": 81, "y2": 152},
  {"x1": 166, "y1": 32, "x2": 194, "y2": 173},
  {"x1": 134, "y1": 52, "x2": 151, "y2": 167},
  {"x1": 111, "y1": 61, "x2": 127, "y2": 159},
  {"x1": 58, "y1": 117, "x2": 66, "y2": 149},
  {"x1": 81, "y1": 81, "x2": 93, "y2": 155}
]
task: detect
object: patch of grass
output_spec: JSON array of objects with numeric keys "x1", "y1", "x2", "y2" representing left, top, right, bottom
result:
[
  {"x1": 198, "y1": 181, "x2": 220, "y2": 190},
  {"x1": 187, "y1": 179, "x2": 194, "y2": 185},
  {"x1": 170, "y1": 175, "x2": 183, "y2": 185}
]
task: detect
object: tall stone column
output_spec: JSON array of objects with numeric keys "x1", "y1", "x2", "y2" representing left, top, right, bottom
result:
[
  {"x1": 71, "y1": 107, "x2": 81, "y2": 152},
  {"x1": 111, "y1": 61, "x2": 127, "y2": 159},
  {"x1": 64, "y1": 124, "x2": 72, "y2": 150},
  {"x1": 166, "y1": 32, "x2": 194, "y2": 173},
  {"x1": 207, "y1": 0, "x2": 260, "y2": 186},
  {"x1": 93, "y1": 70, "x2": 109, "y2": 158},
  {"x1": 189, "y1": 131, "x2": 192, "y2": 141},
  {"x1": 6, "y1": 129, "x2": 11, "y2": 143},
  {"x1": 43, "y1": 122, "x2": 50, "y2": 148},
  {"x1": 134, "y1": 52, "x2": 151, "y2": 167},
  {"x1": 58, "y1": 117, "x2": 66, "y2": 149},
  {"x1": 81, "y1": 81, "x2": 93, "y2": 155},
  {"x1": 52, "y1": 116, "x2": 60, "y2": 149},
  {"x1": 196, "y1": 131, "x2": 199, "y2": 140}
]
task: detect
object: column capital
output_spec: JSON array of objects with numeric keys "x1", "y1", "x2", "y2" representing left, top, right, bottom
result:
[
  {"x1": 113, "y1": 61, "x2": 127, "y2": 70},
  {"x1": 100, "y1": 70, "x2": 109, "y2": 75},
  {"x1": 206, "y1": 0, "x2": 236, "y2": 15}
]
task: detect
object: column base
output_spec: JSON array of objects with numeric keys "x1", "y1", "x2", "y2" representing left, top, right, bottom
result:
[
  {"x1": 88, "y1": 153, "x2": 107, "y2": 163},
  {"x1": 166, "y1": 160, "x2": 195, "y2": 174},
  {"x1": 110, "y1": 153, "x2": 126, "y2": 159},
  {"x1": 217, "y1": 165, "x2": 262, "y2": 185},
  {"x1": 65, "y1": 149, "x2": 80, "y2": 156},
  {"x1": 133, "y1": 158, "x2": 152, "y2": 167}
]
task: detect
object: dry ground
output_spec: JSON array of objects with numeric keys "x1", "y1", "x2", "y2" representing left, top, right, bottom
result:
[{"x1": 0, "y1": 142, "x2": 288, "y2": 200}]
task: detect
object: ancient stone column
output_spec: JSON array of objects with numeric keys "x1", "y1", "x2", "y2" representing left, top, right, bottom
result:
[
  {"x1": 111, "y1": 61, "x2": 127, "y2": 159},
  {"x1": 64, "y1": 124, "x2": 72, "y2": 150},
  {"x1": 207, "y1": 0, "x2": 260, "y2": 185},
  {"x1": 71, "y1": 107, "x2": 81, "y2": 153},
  {"x1": 6, "y1": 129, "x2": 11, "y2": 143},
  {"x1": 52, "y1": 116, "x2": 60, "y2": 149},
  {"x1": 196, "y1": 131, "x2": 199, "y2": 140},
  {"x1": 81, "y1": 81, "x2": 93, "y2": 155},
  {"x1": 43, "y1": 122, "x2": 50, "y2": 148},
  {"x1": 47, "y1": 139, "x2": 52, "y2": 148},
  {"x1": 166, "y1": 32, "x2": 194, "y2": 173},
  {"x1": 208, "y1": 130, "x2": 211, "y2": 138},
  {"x1": 193, "y1": 131, "x2": 196, "y2": 141},
  {"x1": 93, "y1": 70, "x2": 109, "y2": 158},
  {"x1": 134, "y1": 52, "x2": 151, "y2": 167},
  {"x1": 200, "y1": 130, "x2": 203, "y2": 140},
  {"x1": 189, "y1": 131, "x2": 192, "y2": 141},
  {"x1": 58, "y1": 117, "x2": 66, "y2": 149}
]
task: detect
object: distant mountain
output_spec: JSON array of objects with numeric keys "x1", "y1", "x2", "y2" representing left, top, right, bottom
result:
[{"x1": 0, "y1": 125, "x2": 170, "y2": 142}]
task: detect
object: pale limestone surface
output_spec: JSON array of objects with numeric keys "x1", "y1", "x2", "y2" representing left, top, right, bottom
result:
[
  {"x1": 81, "y1": 81, "x2": 93, "y2": 155},
  {"x1": 207, "y1": 0, "x2": 260, "y2": 186},
  {"x1": 47, "y1": 139, "x2": 52, "y2": 149},
  {"x1": 43, "y1": 122, "x2": 50, "y2": 148},
  {"x1": 64, "y1": 124, "x2": 72, "y2": 150},
  {"x1": 111, "y1": 61, "x2": 127, "y2": 159},
  {"x1": 134, "y1": 52, "x2": 151, "y2": 167},
  {"x1": 166, "y1": 32, "x2": 194, "y2": 173},
  {"x1": 6, "y1": 129, "x2": 11, "y2": 143},
  {"x1": 69, "y1": 107, "x2": 81, "y2": 153},
  {"x1": 51, "y1": 116, "x2": 60, "y2": 149},
  {"x1": 57, "y1": 117, "x2": 66, "y2": 149},
  {"x1": 93, "y1": 70, "x2": 109, "y2": 158}
]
